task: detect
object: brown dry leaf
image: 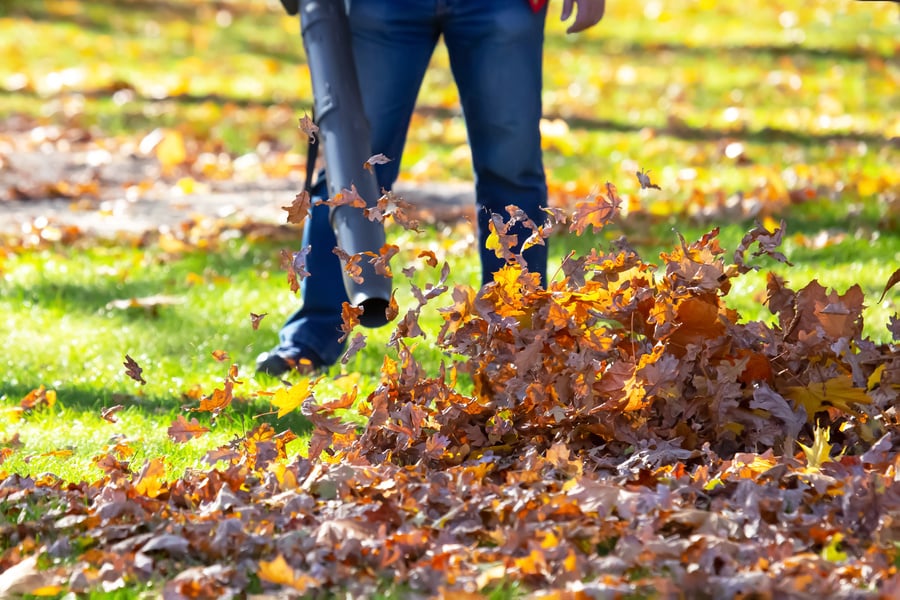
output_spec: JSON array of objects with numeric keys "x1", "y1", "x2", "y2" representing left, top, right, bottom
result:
[
  {"x1": 363, "y1": 153, "x2": 391, "y2": 172},
  {"x1": 282, "y1": 190, "x2": 311, "y2": 225},
  {"x1": 636, "y1": 167, "x2": 661, "y2": 190},
  {"x1": 100, "y1": 405, "x2": 125, "y2": 423},
  {"x1": 569, "y1": 182, "x2": 621, "y2": 235},
  {"x1": 341, "y1": 332, "x2": 367, "y2": 365},
  {"x1": 123, "y1": 354, "x2": 147, "y2": 385},
  {"x1": 339, "y1": 301, "x2": 365, "y2": 343},
  {"x1": 298, "y1": 113, "x2": 318, "y2": 143},
  {"x1": 250, "y1": 312, "x2": 267, "y2": 330},
  {"x1": 879, "y1": 267, "x2": 900, "y2": 303},
  {"x1": 167, "y1": 415, "x2": 210, "y2": 442},
  {"x1": 20, "y1": 385, "x2": 56, "y2": 410},
  {"x1": 333, "y1": 247, "x2": 364, "y2": 285}
]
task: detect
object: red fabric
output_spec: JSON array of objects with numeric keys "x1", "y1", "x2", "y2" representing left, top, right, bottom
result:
[{"x1": 529, "y1": 0, "x2": 548, "y2": 11}]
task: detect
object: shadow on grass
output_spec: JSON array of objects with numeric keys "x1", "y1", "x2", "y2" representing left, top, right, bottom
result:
[{"x1": 0, "y1": 379, "x2": 315, "y2": 437}]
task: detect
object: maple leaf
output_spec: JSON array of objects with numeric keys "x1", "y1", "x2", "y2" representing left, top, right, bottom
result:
[
  {"x1": 281, "y1": 190, "x2": 310, "y2": 225},
  {"x1": 799, "y1": 425, "x2": 838, "y2": 472},
  {"x1": 569, "y1": 182, "x2": 621, "y2": 235},
  {"x1": 123, "y1": 354, "x2": 146, "y2": 385},
  {"x1": 363, "y1": 152, "x2": 391, "y2": 172},
  {"x1": 784, "y1": 375, "x2": 871, "y2": 421},
  {"x1": 271, "y1": 378, "x2": 316, "y2": 418},
  {"x1": 211, "y1": 349, "x2": 229, "y2": 362},
  {"x1": 636, "y1": 167, "x2": 661, "y2": 190},
  {"x1": 298, "y1": 113, "x2": 318, "y2": 143},
  {"x1": 167, "y1": 415, "x2": 210, "y2": 442},
  {"x1": 250, "y1": 312, "x2": 267, "y2": 330}
]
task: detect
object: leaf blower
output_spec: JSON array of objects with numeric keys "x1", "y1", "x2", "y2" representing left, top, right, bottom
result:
[{"x1": 281, "y1": 0, "x2": 392, "y2": 328}]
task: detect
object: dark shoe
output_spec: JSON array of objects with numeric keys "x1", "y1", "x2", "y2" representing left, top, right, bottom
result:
[{"x1": 255, "y1": 350, "x2": 322, "y2": 377}]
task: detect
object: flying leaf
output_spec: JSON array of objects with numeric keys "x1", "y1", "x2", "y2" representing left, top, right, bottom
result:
[
  {"x1": 167, "y1": 415, "x2": 210, "y2": 442},
  {"x1": 569, "y1": 183, "x2": 621, "y2": 235},
  {"x1": 250, "y1": 312, "x2": 268, "y2": 330},
  {"x1": 879, "y1": 267, "x2": 900, "y2": 304},
  {"x1": 100, "y1": 404, "x2": 125, "y2": 423},
  {"x1": 282, "y1": 190, "x2": 311, "y2": 225},
  {"x1": 321, "y1": 185, "x2": 367, "y2": 209},
  {"x1": 298, "y1": 113, "x2": 318, "y2": 143},
  {"x1": 333, "y1": 247, "x2": 364, "y2": 284},
  {"x1": 123, "y1": 354, "x2": 147, "y2": 385},
  {"x1": 339, "y1": 301, "x2": 365, "y2": 342},
  {"x1": 211, "y1": 350, "x2": 229, "y2": 362},
  {"x1": 271, "y1": 378, "x2": 315, "y2": 418},
  {"x1": 636, "y1": 168, "x2": 661, "y2": 190},
  {"x1": 363, "y1": 153, "x2": 391, "y2": 172},
  {"x1": 341, "y1": 332, "x2": 367, "y2": 365}
]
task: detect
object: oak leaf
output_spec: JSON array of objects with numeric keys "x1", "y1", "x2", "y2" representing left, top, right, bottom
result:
[{"x1": 168, "y1": 415, "x2": 210, "y2": 442}]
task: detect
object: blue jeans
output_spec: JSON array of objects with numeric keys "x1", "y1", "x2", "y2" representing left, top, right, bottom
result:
[{"x1": 276, "y1": 0, "x2": 548, "y2": 366}]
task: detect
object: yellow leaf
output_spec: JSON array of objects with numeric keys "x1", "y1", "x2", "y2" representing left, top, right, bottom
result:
[
  {"x1": 784, "y1": 375, "x2": 870, "y2": 421},
  {"x1": 257, "y1": 554, "x2": 318, "y2": 592},
  {"x1": 799, "y1": 425, "x2": 836, "y2": 472},
  {"x1": 156, "y1": 129, "x2": 187, "y2": 174},
  {"x1": 271, "y1": 379, "x2": 314, "y2": 418},
  {"x1": 133, "y1": 458, "x2": 167, "y2": 498},
  {"x1": 867, "y1": 364, "x2": 886, "y2": 391},
  {"x1": 821, "y1": 533, "x2": 847, "y2": 563}
]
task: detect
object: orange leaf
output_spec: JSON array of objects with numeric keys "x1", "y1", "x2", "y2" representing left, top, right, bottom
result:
[{"x1": 167, "y1": 415, "x2": 210, "y2": 442}]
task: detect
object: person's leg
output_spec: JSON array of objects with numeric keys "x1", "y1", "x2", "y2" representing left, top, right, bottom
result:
[
  {"x1": 260, "y1": 0, "x2": 438, "y2": 375},
  {"x1": 348, "y1": 0, "x2": 439, "y2": 189},
  {"x1": 442, "y1": 0, "x2": 548, "y2": 286}
]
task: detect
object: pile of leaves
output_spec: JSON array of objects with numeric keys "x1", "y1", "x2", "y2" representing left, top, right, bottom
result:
[{"x1": 2, "y1": 184, "x2": 900, "y2": 598}]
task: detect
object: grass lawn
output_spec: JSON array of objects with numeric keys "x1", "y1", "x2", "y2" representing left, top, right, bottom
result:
[{"x1": 0, "y1": 0, "x2": 898, "y2": 596}]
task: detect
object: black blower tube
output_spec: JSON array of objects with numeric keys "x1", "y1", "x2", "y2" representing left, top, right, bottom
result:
[{"x1": 299, "y1": 0, "x2": 392, "y2": 328}]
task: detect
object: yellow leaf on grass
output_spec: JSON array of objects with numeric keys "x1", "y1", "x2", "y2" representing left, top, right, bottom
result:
[
  {"x1": 257, "y1": 554, "x2": 318, "y2": 592},
  {"x1": 784, "y1": 375, "x2": 870, "y2": 421},
  {"x1": 271, "y1": 379, "x2": 315, "y2": 418}
]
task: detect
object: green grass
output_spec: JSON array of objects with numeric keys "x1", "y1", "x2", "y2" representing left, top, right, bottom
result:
[
  {"x1": 2, "y1": 208, "x2": 898, "y2": 481},
  {"x1": 0, "y1": 0, "x2": 898, "y2": 484}
]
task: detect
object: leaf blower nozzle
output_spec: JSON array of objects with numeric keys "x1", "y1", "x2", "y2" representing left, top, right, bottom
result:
[{"x1": 300, "y1": 0, "x2": 392, "y2": 328}]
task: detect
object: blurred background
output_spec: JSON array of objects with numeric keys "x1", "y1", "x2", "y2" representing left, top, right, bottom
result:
[{"x1": 0, "y1": 0, "x2": 896, "y2": 222}]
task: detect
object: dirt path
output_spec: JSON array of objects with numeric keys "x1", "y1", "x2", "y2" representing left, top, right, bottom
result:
[{"x1": 0, "y1": 147, "x2": 475, "y2": 236}]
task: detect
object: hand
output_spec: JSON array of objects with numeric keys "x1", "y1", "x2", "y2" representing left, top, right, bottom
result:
[{"x1": 560, "y1": 0, "x2": 606, "y2": 34}]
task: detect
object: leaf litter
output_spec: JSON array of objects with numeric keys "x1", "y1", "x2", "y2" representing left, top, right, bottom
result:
[{"x1": 2, "y1": 185, "x2": 900, "y2": 598}]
